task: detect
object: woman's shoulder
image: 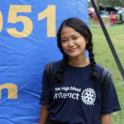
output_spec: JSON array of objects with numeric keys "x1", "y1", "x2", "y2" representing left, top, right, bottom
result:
[
  {"x1": 52, "y1": 60, "x2": 63, "y2": 73},
  {"x1": 95, "y1": 63, "x2": 111, "y2": 73},
  {"x1": 95, "y1": 63, "x2": 105, "y2": 78},
  {"x1": 96, "y1": 63, "x2": 104, "y2": 71},
  {"x1": 53, "y1": 60, "x2": 63, "y2": 66},
  {"x1": 53, "y1": 59, "x2": 62, "y2": 67}
]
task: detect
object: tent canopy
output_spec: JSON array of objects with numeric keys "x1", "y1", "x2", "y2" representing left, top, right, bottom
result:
[
  {"x1": 103, "y1": 5, "x2": 118, "y2": 12},
  {"x1": 99, "y1": 5, "x2": 105, "y2": 11}
]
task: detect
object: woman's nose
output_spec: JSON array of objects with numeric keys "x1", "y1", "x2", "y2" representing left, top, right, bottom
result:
[{"x1": 68, "y1": 40, "x2": 74, "y2": 47}]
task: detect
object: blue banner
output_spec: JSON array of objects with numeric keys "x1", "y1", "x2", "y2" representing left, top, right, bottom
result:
[{"x1": 0, "y1": 0, "x2": 89, "y2": 123}]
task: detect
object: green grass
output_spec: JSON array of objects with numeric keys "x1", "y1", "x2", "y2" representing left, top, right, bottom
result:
[{"x1": 89, "y1": 17, "x2": 124, "y2": 123}]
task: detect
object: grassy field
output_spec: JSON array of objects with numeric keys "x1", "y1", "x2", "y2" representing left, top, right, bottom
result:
[{"x1": 89, "y1": 17, "x2": 124, "y2": 123}]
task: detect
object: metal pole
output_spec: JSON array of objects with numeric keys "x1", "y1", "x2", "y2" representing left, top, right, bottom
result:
[{"x1": 91, "y1": 0, "x2": 124, "y2": 80}]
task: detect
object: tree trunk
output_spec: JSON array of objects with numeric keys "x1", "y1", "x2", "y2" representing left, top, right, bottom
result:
[{"x1": 94, "y1": 0, "x2": 99, "y2": 12}]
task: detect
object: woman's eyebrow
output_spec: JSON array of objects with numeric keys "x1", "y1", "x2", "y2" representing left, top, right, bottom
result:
[
  {"x1": 71, "y1": 34, "x2": 78, "y2": 37},
  {"x1": 61, "y1": 37, "x2": 67, "y2": 40},
  {"x1": 61, "y1": 34, "x2": 78, "y2": 40}
]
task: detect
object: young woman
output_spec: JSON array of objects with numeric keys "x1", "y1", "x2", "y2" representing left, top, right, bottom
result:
[{"x1": 39, "y1": 18, "x2": 121, "y2": 124}]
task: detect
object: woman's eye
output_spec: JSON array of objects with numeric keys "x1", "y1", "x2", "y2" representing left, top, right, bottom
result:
[
  {"x1": 62, "y1": 40, "x2": 67, "y2": 42},
  {"x1": 73, "y1": 37, "x2": 78, "y2": 40}
]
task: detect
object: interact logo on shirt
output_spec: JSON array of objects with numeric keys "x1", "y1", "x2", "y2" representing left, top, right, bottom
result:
[
  {"x1": 54, "y1": 87, "x2": 81, "y2": 100},
  {"x1": 81, "y1": 88, "x2": 96, "y2": 105},
  {"x1": 54, "y1": 87, "x2": 96, "y2": 105}
]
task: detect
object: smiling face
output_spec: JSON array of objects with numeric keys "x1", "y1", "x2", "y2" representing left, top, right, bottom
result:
[{"x1": 61, "y1": 26, "x2": 88, "y2": 59}]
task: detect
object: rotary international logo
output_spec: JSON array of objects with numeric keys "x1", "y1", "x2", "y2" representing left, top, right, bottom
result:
[{"x1": 81, "y1": 88, "x2": 96, "y2": 105}]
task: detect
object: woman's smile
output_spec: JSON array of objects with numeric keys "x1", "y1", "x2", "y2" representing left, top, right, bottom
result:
[{"x1": 68, "y1": 48, "x2": 78, "y2": 52}]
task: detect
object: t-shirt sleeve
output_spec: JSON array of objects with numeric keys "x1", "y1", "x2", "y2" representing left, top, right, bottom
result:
[
  {"x1": 100, "y1": 78, "x2": 121, "y2": 115},
  {"x1": 39, "y1": 71, "x2": 52, "y2": 105}
]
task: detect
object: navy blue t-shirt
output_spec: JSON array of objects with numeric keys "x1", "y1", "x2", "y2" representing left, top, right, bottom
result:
[{"x1": 40, "y1": 60, "x2": 121, "y2": 124}]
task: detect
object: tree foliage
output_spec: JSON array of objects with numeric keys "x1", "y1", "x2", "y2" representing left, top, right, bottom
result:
[{"x1": 100, "y1": 0, "x2": 124, "y2": 7}]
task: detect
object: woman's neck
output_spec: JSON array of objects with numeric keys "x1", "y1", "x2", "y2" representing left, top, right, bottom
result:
[{"x1": 68, "y1": 56, "x2": 90, "y2": 67}]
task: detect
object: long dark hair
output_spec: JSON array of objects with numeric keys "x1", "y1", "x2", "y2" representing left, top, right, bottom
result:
[{"x1": 54, "y1": 18, "x2": 98, "y2": 82}]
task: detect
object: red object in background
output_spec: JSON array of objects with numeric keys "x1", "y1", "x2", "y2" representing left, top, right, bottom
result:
[
  {"x1": 110, "y1": 14, "x2": 117, "y2": 24},
  {"x1": 93, "y1": 15, "x2": 98, "y2": 22},
  {"x1": 88, "y1": 8, "x2": 94, "y2": 16}
]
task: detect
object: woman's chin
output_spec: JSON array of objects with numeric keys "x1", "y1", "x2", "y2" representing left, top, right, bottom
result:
[
  {"x1": 69, "y1": 54, "x2": 79, "y2": 58},
  {"x1": 65, "y1": 51, "x2": 82, "y2": 58}
]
